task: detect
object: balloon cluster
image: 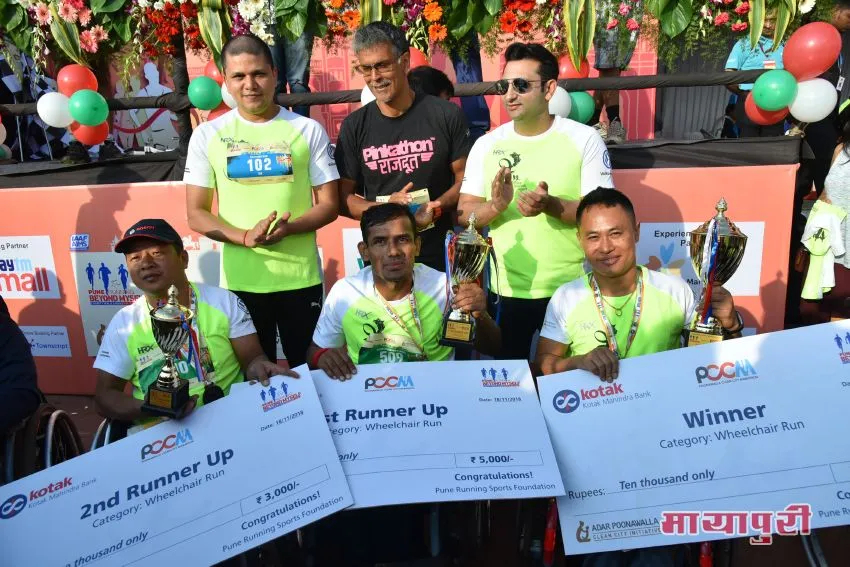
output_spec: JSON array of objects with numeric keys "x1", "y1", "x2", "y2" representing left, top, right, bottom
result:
[
  {"x1": 37, "y1": 64, "x2": 110, "y2": 146},
  {"x1": 548, "y1": 56, "x2": 596, "y2": 124},
  {"x1": 0, "y1": 121, "x2": 9, "y2": 159},
  {"x1": 748, "y1": 22, "x2": 842, "y2": 126},
  {"x1": 197, "y1": 60, "x2": 235, "y2": 121}
]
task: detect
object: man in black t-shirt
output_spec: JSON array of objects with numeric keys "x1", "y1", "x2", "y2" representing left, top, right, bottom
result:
[{"x1": 335, "y1": 22, "x2": 471, "y2": 272}]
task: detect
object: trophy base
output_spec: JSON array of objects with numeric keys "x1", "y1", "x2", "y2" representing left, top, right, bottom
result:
[
  {"x1": 685, "y1": 328, "x2": 724, "y2": 347},
  {"x1": 440, "y1": 313, "x2": 476, "y2": 348},
  {"x1": 142, "y1": 379, "x2": 191, "y2": 419}
]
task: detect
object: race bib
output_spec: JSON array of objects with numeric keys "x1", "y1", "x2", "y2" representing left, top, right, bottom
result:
[
  {"x1": 136, "y1": 341, "x2": 202, "y2": 394},
  {"x1": 226, "y1": 142, "x2": 294, "y2": 184},
  {"x1": 358, "y1": 333, "x2": 426, "y2": 364},
  {"x1": 763, "y1": 60, "x2": 777, "y2": 70}
]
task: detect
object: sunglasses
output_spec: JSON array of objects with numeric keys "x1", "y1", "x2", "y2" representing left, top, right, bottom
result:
[
  {"x1": 354, "y1": 57, "x2": 401, "y2": 77},
  {"x1": 493, "y1": 78, "x2": 545, "y2": 95}
]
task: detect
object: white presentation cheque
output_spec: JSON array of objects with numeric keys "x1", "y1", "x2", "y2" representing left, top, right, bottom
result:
[
  {"x1": 312, "y1": 360, "x2": 565, "y2": 508},
  {"x1": 0, "y1": 366, "x2": 352, "y2": 567},
  {"x1": 538, "y1": 321, "x2": 850, "y2": 555}
]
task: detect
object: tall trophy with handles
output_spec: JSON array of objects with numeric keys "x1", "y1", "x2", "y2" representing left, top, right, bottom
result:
[
  {"x1": 142, "y1": 285, "x2": 193, "y2": 417},
  {"x1": 440, "y1": 214, "x2": 491, "y2": 347},
  {"x1": 685, "y1": 198, "x2": 747, "y2": 346}
]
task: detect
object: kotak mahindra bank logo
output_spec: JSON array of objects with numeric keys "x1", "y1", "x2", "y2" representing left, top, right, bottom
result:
[
  {"x1": 0, "y1": 236, "x2": 59, "y2": 299},
  {"x1": 552, "y1": 383, "x2": 626, "y2": 414},
  {"x1": 364, "y1": 375, "x2": 415, "y2": 391},
  {"x1": 362, "y1": 138, "x2": 435, "y2": 175},
  {"x1": 694, "y1": 359, "x2": 758, "y2": 387},
  {"x1": 0, "y1": 476, "x2": 74, "y2": 520},
  {"x1": 140, "y1": 428, "x2": 193, "y2": 461}
]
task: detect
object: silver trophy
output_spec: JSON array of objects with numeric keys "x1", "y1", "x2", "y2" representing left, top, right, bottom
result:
[
  {"x1": 142, "y1": 285, "x2": 193, "y2": 417},
  {"x1": 440, "y1": 213, "x2": 491, "y2": 347},
  {"x1": 686, "y1": 198, "x2": 747, "y2": 346}
]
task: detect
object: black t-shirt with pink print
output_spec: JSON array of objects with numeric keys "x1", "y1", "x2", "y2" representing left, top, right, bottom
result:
[{"x1": 335, "y1": 92, "x2": 471, "y2": 272}]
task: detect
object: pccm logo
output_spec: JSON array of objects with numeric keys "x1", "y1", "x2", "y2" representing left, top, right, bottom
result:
[
  {"x1": 140, "y1": 428, "x2": 193, "y2": 461},
  {"x1": 552, "y1": 390, "x2": 581, "y2": 414},
  {"x1": 695, "y1": 359, "x2": 758, "y2": 387},
  {"x1": 0, "y1": 494, "x2": 27, "y2": 520},
  {"x1": 364, "y1": 375, "x2": 415, "y2": 391}
]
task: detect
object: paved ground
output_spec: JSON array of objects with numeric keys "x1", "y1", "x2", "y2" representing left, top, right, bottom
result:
[{"x1": 46, "y1": 394, "x2": 101, "y2": 449}]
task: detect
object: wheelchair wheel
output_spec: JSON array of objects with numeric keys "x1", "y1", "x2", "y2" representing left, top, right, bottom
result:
[{"x1": 12, "y1": 403, "x2": 84, "y2": 481}]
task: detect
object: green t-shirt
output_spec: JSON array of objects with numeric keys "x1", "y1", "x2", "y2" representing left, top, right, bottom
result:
[
  {"x1": 540, "y1": 267, "x2": 696, "y2": 358},
  {"x1": 460, "y1": 116, "x2": 614, "y2": 299},
  {"x1": 93, "y1": 283, "x2": 256, "y2": 407},
  {"x1": 312, "y1": 265, "x2": 454, "y2": 364},
  {"x1": 184, "y1": 107, "x2": 340, "y2": 293}
]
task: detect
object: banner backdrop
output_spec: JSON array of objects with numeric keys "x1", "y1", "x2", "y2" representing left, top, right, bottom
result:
[{"x1": 0, "y1": 163, "x2": 795, "y2": 394}]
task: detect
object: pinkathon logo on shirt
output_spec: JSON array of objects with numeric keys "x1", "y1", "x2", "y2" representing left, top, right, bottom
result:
[{"x1": 362, "y1": 138, "x2": 435, "y2": 174}]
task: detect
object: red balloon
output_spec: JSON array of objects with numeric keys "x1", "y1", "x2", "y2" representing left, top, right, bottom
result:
[
  {"x1": 409, "y1": 47, "x2": 428, "y2": 69},
  {"x1": 70, "y1": 121, "x2": 109, "y2": 145},
  {"x1": 783, "y1": 22, "x2": 842, "y2": 81},
  {"x1": 558, "y1": 55, "x2": 590, "y2": 79},
  {"x1": 57, "y1": 64, "x2": 98, "y2": 97},
  {"x1": 207, "y1": 103, "x2": 230, "y2": 121},
  {"x1": 204, "y1": 60, "x2": 224, "y2": 85},
  {"x1": 745, "y1": 93, "x2": 789, "y2": 126}
]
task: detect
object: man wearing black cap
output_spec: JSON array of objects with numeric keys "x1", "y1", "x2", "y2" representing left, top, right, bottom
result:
[{"x1": 93, "y1": 219, "x2": 295, "y2": 425}]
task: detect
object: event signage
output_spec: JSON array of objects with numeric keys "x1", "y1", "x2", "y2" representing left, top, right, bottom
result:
[
  {"x1": 311, "y1": 360, "x2": 565, "y2": 508},
  {"x1": 0, "y1": 369, "x2": 352, "y2": 566},
  {"x1": 538, "y1": 321, "x2": 850, "y2": 554}
]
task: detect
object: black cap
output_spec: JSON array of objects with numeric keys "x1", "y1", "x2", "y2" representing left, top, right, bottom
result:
[{"x1": 114, "y1": 219, "x2": 182, "y2": 254}]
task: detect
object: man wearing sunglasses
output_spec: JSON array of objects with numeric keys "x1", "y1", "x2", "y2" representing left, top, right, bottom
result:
[
  {"x1": 458, "y1": 42, "x2": 614, "y2": 365},
  {"x1": 335, "y1": 22, "x2": 471, "y2": 272}
]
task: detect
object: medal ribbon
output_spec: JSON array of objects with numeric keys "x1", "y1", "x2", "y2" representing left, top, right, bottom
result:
[
  {"x1": 374, "y1": 284, "x2": 427, "y2": 360},
  {"x1": 589, "y1": 272, "x2": 644, "y2": 359}
]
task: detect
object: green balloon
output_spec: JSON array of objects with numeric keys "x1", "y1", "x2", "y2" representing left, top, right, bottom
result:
[
  {"x1": 189, "y1": 76, "x2": 223, "y2": 111},
  {"x1": 568, "y1": 91, "x2": 595, "y2": 124},
  {"x1": 752, "y1": 70, "x2": 798, "y2": 112},
  {"x1": 68, "y1": 89, "x2": 108, "y2": 126}
]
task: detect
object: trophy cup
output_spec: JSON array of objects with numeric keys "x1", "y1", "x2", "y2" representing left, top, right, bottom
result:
[
  {"x1": 142, "y1": 285, "x2": 193, "y2": 417},
  {"x1": 685, "y1": 198, "x2": 747, "y2": 346},
  {"x1": 440, "y1": 213, "x2": 491, "y2": 347}
]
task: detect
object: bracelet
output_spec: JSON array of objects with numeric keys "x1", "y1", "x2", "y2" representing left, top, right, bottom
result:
[
  {"x1": 722, "y1": 311, "x2": 745, "y2": 336},
  {"x1": 311, "y1": 348, "x2": 330, "y2": 368},
  {"x1": 242, "y1": 230, "x2": 249, "y2": 247}
]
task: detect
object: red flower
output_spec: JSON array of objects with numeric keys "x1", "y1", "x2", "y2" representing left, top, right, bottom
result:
[
  {"x1": 500, "y1": 10, "x2": 518, "y2": 33},
  {"x1": 714, "y1": 12, "x2": 730, "y2": 25},
  {"x1": 734, "y1": 1, "x2": 749, "y2": 14},
  {"x1": 518, "y1": 0, "x2": 536, "y2": 11},
  {"x1": 505, "y1": 0, "x2": 521, "y2": 9},
  {"x1": 731, "y1": 21, "x2": 748, "y2": 31},
  {"x1": 517, "y1": 18, "x2": 532, "y2": 32}
]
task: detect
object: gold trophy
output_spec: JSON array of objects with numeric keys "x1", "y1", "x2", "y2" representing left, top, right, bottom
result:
[
  {"x1": 142, "y1": 285, "x2": 193, "y2": 417},
  {"x1": 686, "y1": 198, "x2": 747, "y2": 346},
  {"x1": 441, "y1": 213, "x2": 491, "y2": 347}
]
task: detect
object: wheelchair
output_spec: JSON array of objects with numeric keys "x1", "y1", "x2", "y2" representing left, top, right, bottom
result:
[
  {"x1": 1, "y1": 400, "x2": 85, "y2": 486},
  {"x1": 89, "y1": 418, "x2": 129, "y2": 450}
]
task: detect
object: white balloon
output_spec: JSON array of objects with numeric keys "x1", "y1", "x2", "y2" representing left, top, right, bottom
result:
[
  {"x1": 221, "y1": 83, "x2": 237, "y2": 109},
  {"x1": 549, "y1": 86, "x2": 572, "y2": 119},
  {"x1": 361, "y1": 86, "x2": 376, "y2": 105},
  {"x1": 789, "y1": 78, "x2": 838, "y2": 123},
  {"x1": 37, "y1": 92, "x2": 73, "y2": 128},
  {"x1": 0, "y1": 122, "x2": 5, "y2": 144}
]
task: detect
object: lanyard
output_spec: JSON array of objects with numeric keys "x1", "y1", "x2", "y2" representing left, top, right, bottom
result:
[
  {"x1": 373, "y1": 284, "x2": 427, "y2": 359},
  {"x1": 588, "y1": 272, "x2": 644, "y2": 359}
]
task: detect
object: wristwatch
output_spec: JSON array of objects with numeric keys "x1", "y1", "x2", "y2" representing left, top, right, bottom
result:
[{"x1": 722, "y1": 311, "x2": 745, "y2": 337}]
